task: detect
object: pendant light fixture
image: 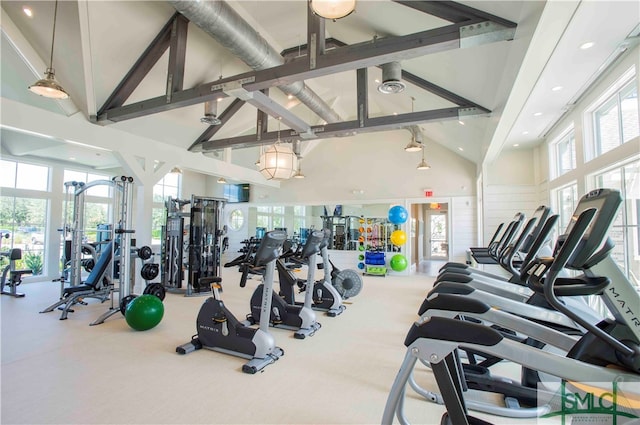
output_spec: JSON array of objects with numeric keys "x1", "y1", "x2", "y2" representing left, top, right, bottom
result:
[
  {"x1": 28, "y1": 0, "x2": 69, "y2": 99},
  {"x1": 309, "y1": 0, "x2": 356, "y2": 20},
  {"x1": 416, "y1": 145, "x2": 431, "y2": 170},
  {"x1": 217, "y1": 177, "x2": 227, "y2": 184},
  {"x1": 404, "y1": 97, "x2": 422, "y2": 152},
  {"x1": 258, "y1": 118, "x2": 298, "y2": 180}
]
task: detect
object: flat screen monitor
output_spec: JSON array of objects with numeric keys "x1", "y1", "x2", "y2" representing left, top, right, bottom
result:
[{"x1": 224, "y1": 184, "x2": 250, "y2": 203}]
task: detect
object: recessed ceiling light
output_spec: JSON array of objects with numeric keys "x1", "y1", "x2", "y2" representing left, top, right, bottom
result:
[
  {"x1": 457, "y1": 147, "x2": 464, "y2": 151},
  {"x1": 513, "y1": 144, "x2": 519, "y2": 147},
  {"x1": 522, "y1": 131, "x2": 529, "y2": 135},
  {"x1": 551, "y1": 86, "x2": 563, "y2": 91},
  {"x1": 216, "y1": 97, "x2": 223, "y2": 102},
  {"x1": 393, "y1": 112, "x2": 398, "y2": 116},
  {"x1": 580, "y1": 41, "x2": 595, "y2": 50},
  {"x1": 287, "y1": 94, "x2": 293, "y2": 100},
  {"x1": 69, "y1": 157, "x2": 76, "y2": 160},
  {"x1": 533, "y1": 112, "x2": 543, "y2": 117},
  {"x1": 458, "y1": 120, "x2": 465, "y2": 126},
  {"x1": 23, "y1": 7, "x2": 33, "y2": 17}
]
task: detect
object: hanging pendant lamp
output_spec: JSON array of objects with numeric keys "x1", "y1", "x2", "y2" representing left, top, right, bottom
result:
[
  {"x1": 404, "y1": 97, "x2": 422, "y2": 152},
  {"x1": 310, "y1": 0, "x2": 356, "y2": 20},
  {"x1": 29, "y1": 0, "x2": 69, "y2": 99},
  {"x1": 258, "y1": 119, "x2": 298, "y2": 180},
  {"x1": 417, "y1": 145, "x2": 431, "y2": 170}
]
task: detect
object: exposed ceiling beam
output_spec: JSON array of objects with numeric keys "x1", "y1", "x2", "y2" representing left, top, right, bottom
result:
[
  {"x1": 99, "y1": 18, "x2": 512, "y2": 123},
  {"x1": 400, "y1": 71, "x2": 488, "y2": 111},
  {"x1": 166, "y1": 14, "x2": 189, "y2": 98},
  {"x1": 97, "y1": 12, "x2": 181, "y2": 116},
  {"x1": 356, "y1": 68, "x2": 368, "y2": 128},
  {"x1": 307, "y1": 3, "x2": 325, "y2": 69},
  {"x1": 222, "y1": 86, "x2": 312, "y2": 134},
  {"x1": 77, "y1": 0, "x2": 97, "y2": 120},
  {"x1": 392, "y1": 0, "x2": 517, "y2": 28},
  {"x1": 256, "y1": 89, "x2": 269, "y2": 138},
  {"x1": 199, "y1": 107, "x2": 482, "y2": 151}
]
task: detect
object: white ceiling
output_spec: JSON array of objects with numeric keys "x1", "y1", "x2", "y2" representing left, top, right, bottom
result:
[{"x1": 1, "y1": 1, "x2": 638, "y2": 175}]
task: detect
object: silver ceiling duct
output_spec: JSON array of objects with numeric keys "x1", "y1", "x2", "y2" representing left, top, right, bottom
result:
[
  {"x1": 378, "y1": 62, "x2": 405, "y2": 94},
  {"x1": 170, "y1": 0, "x2": 341, "y2": 125}
]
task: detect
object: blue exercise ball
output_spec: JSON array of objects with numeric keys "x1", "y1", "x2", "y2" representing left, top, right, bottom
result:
[
  {"x1": 125, "y1": 294, "x2": 164, "y2": 331},
  {"x1": 388, "y1": 205, "x2": 408, "y2": 225}
]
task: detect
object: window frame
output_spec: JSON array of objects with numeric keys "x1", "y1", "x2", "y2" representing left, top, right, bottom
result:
[
  {"x1": 585, "y1": 66, "x2": 639, "y2": 162},
  {"x1": 550, "y1": 126, "x2": 576, "y2": 179}
]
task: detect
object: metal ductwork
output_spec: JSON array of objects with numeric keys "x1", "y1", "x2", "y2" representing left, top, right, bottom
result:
[
  {"x1": 378, "y1": 62, "x2": 405, "y2": 94},
  {"x1": 170, "y1": 0, "x2": 342, "y2": 125},
  {"x1": 410, "y1": 125, "x2": 423, "y2": 143},
  {"x1": 201, "y1": 101, "x2": 222, "y2": 125}
]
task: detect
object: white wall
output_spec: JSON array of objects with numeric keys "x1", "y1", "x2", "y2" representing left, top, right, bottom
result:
[
  {"x1": 251, "y1": 129, "x2": 477, "y2": 204},
  {"x1": 450, "y1": 196, "x2": 477, "y2": 262},
  {"x1": 483, "y1": 147, "x2": 540, "y2": 242}
]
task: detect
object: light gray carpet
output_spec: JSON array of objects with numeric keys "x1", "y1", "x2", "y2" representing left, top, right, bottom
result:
[{"x1": 1, "y1": 265, "x2": 537, "y2": 425}]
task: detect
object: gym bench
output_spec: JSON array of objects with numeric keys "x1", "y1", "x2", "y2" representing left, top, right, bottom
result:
[{"x1": 40, "y1": 241, "x2": 114, "y2": 320}]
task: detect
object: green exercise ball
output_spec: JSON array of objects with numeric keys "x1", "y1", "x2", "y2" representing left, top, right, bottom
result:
[
  {"x1": 390, "y1": 254, "x2": 408, "y2": 272},
  {"x1": 125, "y1": 294, "x2": 164, "y2": 331}
]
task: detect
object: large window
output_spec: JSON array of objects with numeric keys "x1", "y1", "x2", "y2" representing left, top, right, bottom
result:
[
  {"x1": 552, "y1": 183, "x2": 579, "y2": 234},
  {"x1": 61, "y1": 171, "x2": 112, "y2": 244},
  {"x1": 256, "y1": 206, "x2": 286, "y2": 233},
  {"x1": 551, "y1": 127, "x2": 576, "y2": 178},
  {"x1": 1, "y1": 160, "x2": 49, "y2": 191},
  {"x1": 587, "y1": 68, "x2": 639, "y2": 160},
  {"x1": 293, "y1": 205, "x2": 307, "y2": 235},
  {"x1": 0, "y1": 159, "x2": 50, "y2": 276},
  {"x1": 152, "y1": 173, "x2": 181, "y2": 244},
  {"x1": 590, "y1": 158, "x2": 640, "y2": 286},
  {"x1": 63, "y1": 170, "x2": 111, "y2": 197}
]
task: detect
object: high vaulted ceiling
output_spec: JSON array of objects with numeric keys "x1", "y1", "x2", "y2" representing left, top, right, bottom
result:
[{"x1": 1, "y1": 1, "x2": 639, "y2": 176}]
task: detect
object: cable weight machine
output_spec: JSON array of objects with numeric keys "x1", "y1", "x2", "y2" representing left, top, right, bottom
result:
[{"x1": 161, "y1": 196, "x2": 225, "y2": 297}]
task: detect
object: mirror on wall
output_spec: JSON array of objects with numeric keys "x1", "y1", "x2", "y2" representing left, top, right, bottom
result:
[{"x1": 247, "y1": 204, "x2": 398, "y2": 251}]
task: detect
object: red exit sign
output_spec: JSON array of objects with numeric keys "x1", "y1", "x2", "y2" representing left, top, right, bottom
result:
[{"x1": 424, "y1": 190, "x2": 433, "y2": 197}]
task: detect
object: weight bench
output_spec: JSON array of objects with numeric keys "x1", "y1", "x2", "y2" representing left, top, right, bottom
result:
[{"x1": 40, "y1": 241, "x2": 114, "y2": 320}]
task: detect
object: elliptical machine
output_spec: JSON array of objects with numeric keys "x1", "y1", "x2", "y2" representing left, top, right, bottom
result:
[
  {"x1": 176, "y1": 230, "x2": 286, "y2": 374},
  {"x1": 247, "y1": 229, "x2": 324, "y2": 339},
  {"x1": 278, "y1": 229, "x2": 346, "y2": 317}
]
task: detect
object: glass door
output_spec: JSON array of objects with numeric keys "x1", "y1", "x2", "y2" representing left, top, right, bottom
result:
[{"x1": 427, "y1": 211, "x2": 448, "y2": 260}]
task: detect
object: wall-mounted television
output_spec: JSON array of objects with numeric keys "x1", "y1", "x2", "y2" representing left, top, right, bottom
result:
[{"x1": 224, "y1": 184, "x2": 250, "y2": 203}]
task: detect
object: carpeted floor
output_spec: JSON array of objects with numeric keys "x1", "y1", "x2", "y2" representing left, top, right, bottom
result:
[{"x1": 1, "y1": 263, "x2": 540, "y2": 425}]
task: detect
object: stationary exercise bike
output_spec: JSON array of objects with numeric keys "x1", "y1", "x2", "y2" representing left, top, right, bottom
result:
[
  {"x1": 247, "y1": 229, "x2": 324, "y2": 339},
  {"x1": 1, "y1": 247, "x2": 32, "y2": 298},
  {"x1": 176, "y1": 230, "x2": 286, "y2": 374},
  {"x1": 277, "y1": 229, "x2": 346, "y2": 317}
]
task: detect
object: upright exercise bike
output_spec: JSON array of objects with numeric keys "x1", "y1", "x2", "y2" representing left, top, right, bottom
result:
[
  {"x1": 247, "y1": 229, "x2": 324, "y2": 339},
  {"x1": 278, "y1": 229, "x2": 346, "y2": 317},
  {"x1": 176, "y1": 230, "x2": 286, "y2": 374}
]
